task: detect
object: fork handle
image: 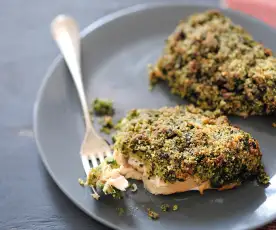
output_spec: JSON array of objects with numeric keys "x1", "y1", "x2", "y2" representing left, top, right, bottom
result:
[{"x1": 51, "y1": 15, "x2": 93, "y2": 130}]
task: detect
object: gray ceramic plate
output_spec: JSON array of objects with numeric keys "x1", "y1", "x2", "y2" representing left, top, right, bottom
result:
[{"x1": 34, "y1": 3, "x2": 276, "y2": 230}]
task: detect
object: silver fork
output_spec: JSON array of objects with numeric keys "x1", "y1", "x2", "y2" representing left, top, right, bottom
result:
[{"x1": 51, "y1": 15, "x2": 112, "y2": 190}]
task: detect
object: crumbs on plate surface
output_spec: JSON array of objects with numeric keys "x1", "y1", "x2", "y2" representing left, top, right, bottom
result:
[
  {"x1": 99, "y1": 116, "x2": 114, "y2": 134},
  {"x1": 78, "y1": 178, "x2": 85, "y2": 186},
  {"x1": 161, "y1": 204, "x2": 170, "y2": 212},
  {"x1": 147, "y1": 208, "x2": 159, "y2": 220},
  {"x1": 173, "y1": 204, "x2": 179, "y2": 211},
  {"x1": 92, "y1": 98, "x2": 114, "y2": 116},
  {"x1": 116, "y1": 207, "x2": 125, "y2": 216}
]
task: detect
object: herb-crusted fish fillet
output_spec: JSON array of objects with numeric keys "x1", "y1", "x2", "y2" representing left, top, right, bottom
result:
[
  {"x1": 113, "y1": 105, "x2": 269, "y2": 195},
  {"x1": 149, "y1": 11, "x2": 276, "y2": 117}
]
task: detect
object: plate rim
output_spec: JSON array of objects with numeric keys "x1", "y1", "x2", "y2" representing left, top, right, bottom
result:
[{"x1": 33, "y1": 2, "x2": 276, "y2": 230}]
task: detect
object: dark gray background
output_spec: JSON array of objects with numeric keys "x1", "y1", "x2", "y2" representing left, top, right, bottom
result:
[{"x1": 6, "y1": 1, "x2": 274, "y2": 230}]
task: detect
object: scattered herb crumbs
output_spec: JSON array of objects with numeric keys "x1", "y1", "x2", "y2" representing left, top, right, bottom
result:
[
  {"x1": 160, "y1": 204, "x2": 170, "y2": 212},
  {"x1": 78, "y1": 178, "x2": 85, "y2": 186},
  {"x1": 91, "y1": 193, "x2": 100, "y2": 200},
  {"x1": 100, "y1": 116, "x2": 114, "y2": 127},
  {"x1": 100, "y1": 116, "x2": 114, "y2": 134},
  {"x1": 100, "y1": 127, "x2": 111, "y2": 134},
  {"x1": 116, "y1": 207, "x2": 125, "y2": 216},
  {"x1": 272, "y1": 123, "x2": 276, "y2": 128},
  {"x1": 130, "y1": 183, "x2": 138, "y2": 192},
  {"x1": 147, "y1": 208, "x2": 159, "y2": 220},
  {"x1": 172, "y1": 204, "x2": 179, "y2": 211},
  {"x1": 102, "y1": 183, "x2": 123, "y2": 199},
  {"x1": 113, "y1": 193, "x2": 123, "y2": 199},
  {"x1": 92, "y1": 98, "x2": 114, "y2": 116},
  {"x1": 111, "y1": 189, "x2": 123, "y2": 200}
]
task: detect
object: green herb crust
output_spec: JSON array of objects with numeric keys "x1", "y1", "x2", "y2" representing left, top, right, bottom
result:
[
  {"x1": 92, "y1": 98, "x2": 114, "y2": 116},
  {"x1": 114, "y1": 105, "x2": 269, "y2": 188},
  {"x1": 100, "y1": 116, "x2": 114, "y2": 134},
  {"x1": 149, "y1": 11, "x2": 276, "y2": 117}
]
